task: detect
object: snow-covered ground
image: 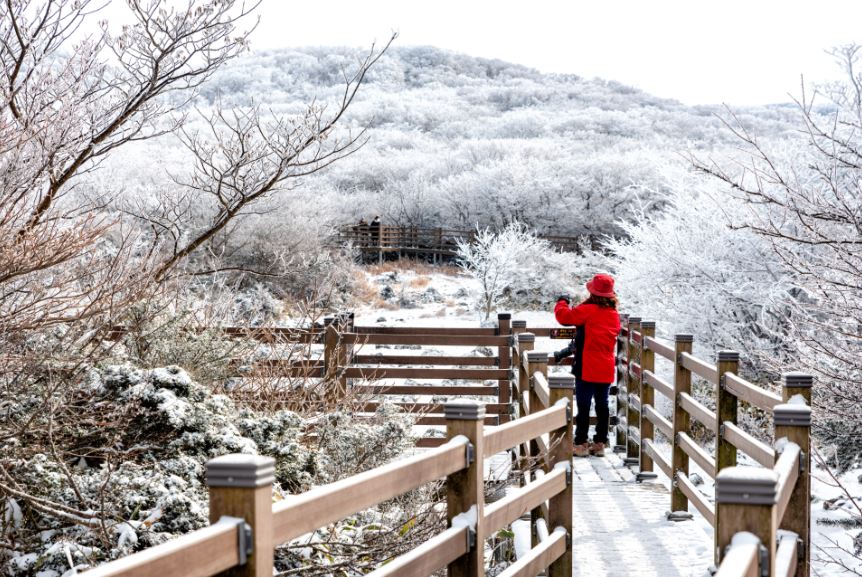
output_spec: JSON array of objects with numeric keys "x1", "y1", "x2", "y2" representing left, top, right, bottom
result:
[{"x1": 350, "y1": 263, "x2": 862, "y2": 577}]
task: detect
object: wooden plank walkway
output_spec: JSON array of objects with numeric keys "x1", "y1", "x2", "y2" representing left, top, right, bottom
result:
[{"x1": 570, "y1": 452, "x2": 714, "y2": 577}]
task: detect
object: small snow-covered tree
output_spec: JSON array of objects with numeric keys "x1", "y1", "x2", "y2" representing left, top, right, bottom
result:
[{"x1": 457, "y1": 222, "x2": 588, "y2": 320}]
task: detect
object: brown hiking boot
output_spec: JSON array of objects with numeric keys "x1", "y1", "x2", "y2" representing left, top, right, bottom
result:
[
  {"x1": 590, "y1": 442, "x2": 606, "y2": 457},
  {"x1": 573, "y1": 443, "x2": 590, "y2": 458}
]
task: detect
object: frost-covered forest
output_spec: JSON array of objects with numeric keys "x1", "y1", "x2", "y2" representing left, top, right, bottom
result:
[{"x1": 2, "y1": 0, "x2": 861, "y2": 575}]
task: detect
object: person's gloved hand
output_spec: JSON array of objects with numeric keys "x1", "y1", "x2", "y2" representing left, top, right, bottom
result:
[{"x1": 556, "y1": 295, "x2": 571, "y2": 305}]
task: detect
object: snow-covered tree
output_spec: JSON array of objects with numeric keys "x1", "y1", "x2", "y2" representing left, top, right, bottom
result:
[
  {"x1": 694, "y1": 45, "x2": 862, "y2": 470},
  {"x1": 457, "y1": 222, "x2": 590, "y2": 320}
]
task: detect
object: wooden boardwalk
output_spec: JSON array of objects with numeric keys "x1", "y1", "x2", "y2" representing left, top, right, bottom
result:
[{"x1": 570, "y1": 452, "x2": 713, "y2": 577}]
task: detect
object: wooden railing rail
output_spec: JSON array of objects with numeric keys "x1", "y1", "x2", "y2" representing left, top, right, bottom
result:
[
  {"x1": 80, "y1": 519, "x2": 244, "y2": 577},
  {"x1": 87, "y1": 387, "x2": 574, "y2": 577},
  {"x1": 334, "y1": 224, "x2": 587, "y2": 263},
  {"x1": 617, "y1": 316, "x2": 813, "y2": 577}
]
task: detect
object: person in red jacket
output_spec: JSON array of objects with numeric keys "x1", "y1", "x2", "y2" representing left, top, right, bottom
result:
[{"x1": 554, "y1": 273, "x2": 621, "y2": 457}]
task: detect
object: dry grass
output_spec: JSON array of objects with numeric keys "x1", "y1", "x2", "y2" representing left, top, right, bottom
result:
[
  {"x1": 409, "y1": 276, "x2": 430, "y2": 289},
  {"x1": 349, "y1": 271, "x2": 399, "y2": 310},
  {"x1": 366, "y1": 259, "x2": 462, "y2": 277}
]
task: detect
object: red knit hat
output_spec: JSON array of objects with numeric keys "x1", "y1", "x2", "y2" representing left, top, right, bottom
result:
[{"x1": 585, "y1": 273, "x2": 616, "y2": 298}]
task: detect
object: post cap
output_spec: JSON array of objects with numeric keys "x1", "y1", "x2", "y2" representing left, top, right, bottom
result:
[
  {"x1": 640, "y1": 320, "x2": 656, "y2": 329},
  {"x1": 527, "y1": 351, "x2": 549, "y2": 364},
  {"x1": 548, "y1": 373, "x2": 576, "y2": 389},
  {"x1": 674, "y1": 334, "x2": 694, "y2": 343},
  {"x1": 444, "y1": 401, "x2": 486, "y2": 420},
  {"x1": 517, "y1": 332, "x2": 535, "y2": 343},
  {"x1": 782, "y1": 372, "x2": 813, "y2": 389},
  {"x1": 206, "y1": 454, "x2": 276, "y2": 488},
  {"x1": 715, "y1": 466, "x2": 778, "y2": 505},
  {"x1": 717, "y1": 350, "x2": 740, "y2": 362},
  {"x1": 512, "y1": 320, "x2": 527, "y2": 329},
  {"x1": 774, "y1": 402, "x2": 811, "y2": 427},
  {"x1": 628, "y1": 317, "x2": 642, "y2": 324},
  {"x1": 619, "y1": 313, "x2": 630, "y2": 321},
  {"x1": 497, "y1": 313, "x2": 512, "y2": 321}
]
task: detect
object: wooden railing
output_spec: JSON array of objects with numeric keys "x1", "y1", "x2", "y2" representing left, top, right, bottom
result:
[
  {"x1": 334, "y1": 224, "x2": 588, "y2": 262},
  {"x1": 227, "y1": 313, "x2": 516, "y2": 445},
  {"x1": 83, "y1": 389, "x2": 575, "y2": 576},
  {"x1": 89, "y1": 313, "x2": 811, "y2": 577},
  {"x1": 615, "y1": 316, "x2": 812, "y2": 577}
]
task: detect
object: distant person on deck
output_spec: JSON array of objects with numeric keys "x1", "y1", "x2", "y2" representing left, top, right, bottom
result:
[
  {"x1": 369, "y1": 215, "x2": 381, "y2": 246},
  {"x1": 554, "y1": 273, "x2": 621, "y2": 458}
]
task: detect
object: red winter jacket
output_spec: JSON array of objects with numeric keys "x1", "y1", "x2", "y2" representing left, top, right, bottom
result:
[{"x1": 554, "y1": 300, "x2": 621, "y2": 383}]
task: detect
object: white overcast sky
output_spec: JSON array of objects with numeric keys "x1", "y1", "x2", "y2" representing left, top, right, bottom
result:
[{"x1": 243, "y1": 0, "x2": 861, "y2": 106}]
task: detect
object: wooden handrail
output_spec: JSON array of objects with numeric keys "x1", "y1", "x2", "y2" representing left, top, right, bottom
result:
[
  {"x1": 496, "y1": 527, "x2": 567, "y2": 577},
  {"x1": 272, "y1": 438, "x2": 468, "y2": 543},
  {"x1": 484, "y1": 468, "x2": 567, "y2": 533},
  {"x1": 351, "y1": 354, "x2": 499, "y2": 366},
  {"x1": 343, "y1": 333, "x2": 509, "y2": 347},
  {"x1": 363, "y1": 526, "x2": 469, "y2": 577},
  {"x1": 775, "y1": 443, "x2": 802, "y2": 523},
  {"x1": 677, "y1": 432, "x2": 716, "y2": 477},
  {"x1": 678, "y1": 392, "x2": 718, "y2": 432},
  {"x1": 483, "y1": 404, "x2": 567, "y2": 456},
  {"x1": 644, "y1": 336, "x2": 675, "y2": 361},
  {"x1": 715, "y1": 541, "x2": 759, "y2": 577},
  {"x1": 82, "y1": 520, "x2": 240, "y2": 577},
  {"x1": 642, "y1": 438, "x2": 672, "y2": 478},
  {"x1": 679, "y1": 352, "x2": 719, "y2": 384},
  {"x1": 676, "y1": 471, "x2": 715, "y2": 526},
  {"x1": 354, "y1": 326, "x2": 498, "y2": 336},
  {"x1": 776, "y1": 532, "x2": 799, "y2": 577},
  {"x1": 722, "y1": 422, "x2": 775, "y2": 468},
  {"x1": 354, "y1": 384, "x2": 498, "y2": 396},
  {"x1": 724, "y1": 373, "x2": 782, "y2": 412},
  {"x1": 643, "y1": 405, "x2": 673, "y2": 439},
  {"x1": 343, "y1": 367, "x2": 509, "y2": 380},
  {"x1": 643, "y1": 370, "x2": 674, "y2": 401},
  {"x1": 532, "y1": 372, "x2": 551, "y2": 409}
]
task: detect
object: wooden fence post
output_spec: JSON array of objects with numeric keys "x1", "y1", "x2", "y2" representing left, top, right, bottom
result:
[
  {"x1": 716, "y1": 350, "x2": 740, "y2": 473},
  {"x1": 715, "y1": 466, "x2": 778, "y2": 572},
  {"x1": 526, "y1": 350, "x2": 549, "y2": 545},
  {"x1": 715, "y1": 350, "x2": 741, "y2": 563},
  {"x1": 323, "y1": 324, "x2": 338, "y2": 405},
  {"x1": 625, "y1": 316, "x2": 642, "y2": 465},
  {"x1": 637, "y1": 321, "x2": 657, "y2": 481},
  {"x1": 511, "y1": 319, "x2": 527, "y2": 384},
  {"x1": 671, "y1": 333, "x2": 694, "y2": 514},
  {"x1": 323, "y1": 324, "x2": 349, "y2": 404},
  {"x1": 775, "y1": 373, "x2": 813, "y2": 577},
  {"x1": 548, "y1": 374, "x2": 575, "y2": 577},
  {"x1": 497, "y1": 313, "x2": 512, "y2": 423},
  {"x1": 516, "y1": 332, "x2": 535, "y2": 418},
  {"x1": 614, "y1": 313, "x2": 629, "y2": 453},
  {"x1": 445, "y1": 402, "x2": 485, "y2": 577},
  {"x1": 207, "y1": 454, "x2": 276, "y2": 577},
  {"x1": 515, "y1": 331, "x2": 534, "y2": 485}
]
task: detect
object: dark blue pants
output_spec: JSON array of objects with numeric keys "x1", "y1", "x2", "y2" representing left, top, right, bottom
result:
[{"x1": 575, "y1": 378, "x2": 611, "y2": 445}]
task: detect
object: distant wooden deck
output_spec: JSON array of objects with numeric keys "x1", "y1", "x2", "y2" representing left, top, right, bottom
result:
[{"x1": 333, "y1": 224, "x2": 589, "y2": 262}]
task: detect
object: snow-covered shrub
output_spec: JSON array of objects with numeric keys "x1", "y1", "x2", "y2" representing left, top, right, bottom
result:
[
  {"x1": 314, "y1": 402, "x2": 415, "y2": 482},
  {"x1": 0, "y1": 365, "x2": 415, "y2": 576},
  {"x1": 605, "y1": 179, "x2": 796, "y2": 377},
  {"x1": 457, "y1": 222, "x2": 590, "y2": 320}
]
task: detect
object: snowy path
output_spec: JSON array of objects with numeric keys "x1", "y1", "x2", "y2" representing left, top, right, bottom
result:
[{"x1": 570, "y1": 452, "x2": 714, "y2": 577}]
